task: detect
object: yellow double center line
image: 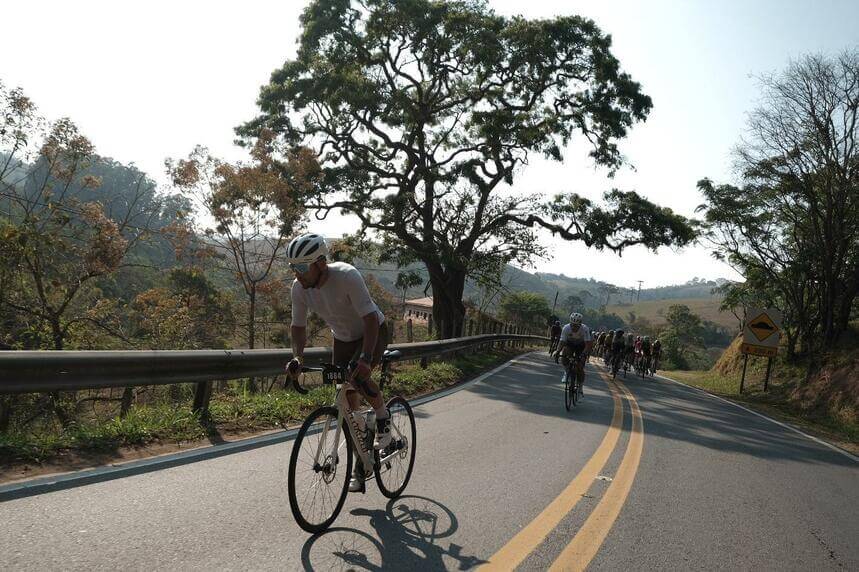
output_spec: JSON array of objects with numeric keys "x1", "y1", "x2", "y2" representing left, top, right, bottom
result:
[{"x1": 481, "y1": 373, "x2": 644, "y2": 571}]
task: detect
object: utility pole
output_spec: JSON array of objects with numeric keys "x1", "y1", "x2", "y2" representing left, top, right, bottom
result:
[
  {"x1": 551, "y1": 291, "x2": 559, "y2": 317},
  {"x1": 636, "y1": 280, "x2": 643, "y2": 302}
]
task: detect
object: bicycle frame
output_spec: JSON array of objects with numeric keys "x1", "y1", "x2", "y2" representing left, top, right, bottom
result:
[{"x1": 314, "y1": 381, "x2": 408, "y2": 478}]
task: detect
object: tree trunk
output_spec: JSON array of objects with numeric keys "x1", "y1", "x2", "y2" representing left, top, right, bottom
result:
[
  {"x1": 49, "y1": 316, "x2": 73, "y2": 428},
  {"x1": 246, "y1": 288, "x2": 257, "y2": 393},
  {"x1": 834, "y1": 285, "x2": 857, "y2": 344},
  {"x1": 785, "y1": 329, "x2": 798, "y2": 361},
  {"x1": 428, "y1": 268, "x2": 467, "y2": 339},
  {"x1": 120, "y1": 387, "x2": 134, "y2": 417}
]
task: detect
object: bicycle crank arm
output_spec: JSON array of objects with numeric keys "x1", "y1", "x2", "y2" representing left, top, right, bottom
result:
[{"x1": 377, "y1": 439, "x2": 408, "y2": 466}]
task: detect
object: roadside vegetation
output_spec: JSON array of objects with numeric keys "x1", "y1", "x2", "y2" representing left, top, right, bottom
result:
[
  {"x1": 0, "y1": 346, "x2": 534, "y2": 472},
  {"x1": 666, "y1": 331, "x2": 859, "y2": 450},
  {"x1": 669, "y1": 50, "x2": 859, "y2": 451}
]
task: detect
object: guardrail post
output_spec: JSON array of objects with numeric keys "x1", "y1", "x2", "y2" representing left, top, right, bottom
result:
[
  {"x1": 466, "y1": 320, "x2": 475, "y2": 354},
  {"x1": 477, "y1": 320, "x2": 484, "y2": 352},
  {"x1": 0, "y1": 396, "x2": 11, "y2": 432},
  {"x1": 407, "y1": 319, "x2": 414, "y2": 343},
  {"x1": 192, "y1": 381, "x2": 213, "y2": 416}
]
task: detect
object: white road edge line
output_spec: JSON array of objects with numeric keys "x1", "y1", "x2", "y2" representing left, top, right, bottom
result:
[{"x1": 652, "y1": 371, "x2": 858, "y2": 464}]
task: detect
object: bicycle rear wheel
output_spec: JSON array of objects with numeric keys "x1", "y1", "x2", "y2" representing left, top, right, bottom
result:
[
  {"x1": 375, "y1": 396, "x2": 416, "y2": 498},
  {"x1": 577, "y1": 367, "x2": 585, "y2": 399},
  {"x1": 288, "y1": 406, "x2": 352, "y2": 534}
]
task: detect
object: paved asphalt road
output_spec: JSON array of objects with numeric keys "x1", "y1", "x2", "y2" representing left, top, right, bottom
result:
[{"x1": 1, "y1": 352, "x2": 857, "y2": 570}]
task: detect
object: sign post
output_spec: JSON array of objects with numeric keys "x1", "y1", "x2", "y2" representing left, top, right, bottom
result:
[
  {"x1": 763, "y1": 357, "x2": 773, "y2": 391},
  {"x1": 739, "y1": 307, "x2": 782, "y2": 393}
]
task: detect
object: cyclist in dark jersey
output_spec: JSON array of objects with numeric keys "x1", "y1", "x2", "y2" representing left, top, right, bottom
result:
[
  {"x1": 652, "y1": 338, "x2": 662, "y2": 373},
  {"x1": 642, "y1": 336, "x2": 653, "y2": 373},
  {"x1": 549, "y1": 320, "x2": 562, "y2": 354},
  {"x1": 610, "y1": 329, "x2": 626, "y2": 374}
]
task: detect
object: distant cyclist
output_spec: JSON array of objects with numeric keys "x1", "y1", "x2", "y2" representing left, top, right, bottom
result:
[
  {"x1": 652, "y1": 338, "x2": 662, "y2": 373},
  {"x1": 610, "y1": 328, "x2": 626, "y2": 375},
  {"x1": 282, "y1": 233, "x2": 390, "y2": 493},
  {"x1": 604, "y1": 330, "x2": 616, "y2": 365},
  {"x1": 553, "y1": 313, "x2": 594, "y2": 390},
  {"x1": 596, "y1": 331, "x2": 607, "y2": 357},
  {"x1": 633, "y1": 336, "x2": 643, "y2": 369},
  {"x1": 641, "y1": 336, "x2": 653, "y2": 374},
  {"x1": 549, "y1": 320, "x2": 562, "y2": 354},
  {"x1": 624, "y1": 332, "x2": 635, "y2": 369}
]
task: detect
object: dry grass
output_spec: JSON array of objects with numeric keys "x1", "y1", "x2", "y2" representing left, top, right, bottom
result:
[
  {"x1": 664, "y1": 335, "x2": 859, "y2": 448},
  {"x1": 606, "y1": 297, "x2": 737, "y2": 331}
]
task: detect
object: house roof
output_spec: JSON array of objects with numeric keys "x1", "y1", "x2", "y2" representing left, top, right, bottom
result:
[{"x1": 405, "y1": 297, "x2": 433, "y2": 308}]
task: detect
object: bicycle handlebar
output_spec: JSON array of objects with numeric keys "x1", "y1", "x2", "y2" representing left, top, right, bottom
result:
[{"x1": 289, "y1": 361, "x2": 379, "y2": 398}]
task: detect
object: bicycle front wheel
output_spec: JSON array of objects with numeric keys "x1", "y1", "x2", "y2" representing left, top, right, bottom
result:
[
  {"x1": 375, "y1": 396, "x2": 416, "y2": 498},
  {"x1": 564, "y1": 370, "x2": 573, "y2": 411},
  {"x1": 288, "y1": 406, "x2": 352, "y2": 534}
]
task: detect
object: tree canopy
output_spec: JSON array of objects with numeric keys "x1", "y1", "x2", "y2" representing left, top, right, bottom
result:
[
  {"x1": 498, "y1": 291, "x2": 550, "y2": 327},
  {"x1": 698, "y1": 50, "x2": 859, "y2": 354},
  {"x1": 241, "y1": 0, "x2": 696, "y2": 338}
]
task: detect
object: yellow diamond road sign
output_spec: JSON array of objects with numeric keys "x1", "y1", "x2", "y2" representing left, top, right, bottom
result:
[
  {"x1": 741, "y1": 307, "x2": 782, "y2": 356},
  {"x1": 748, "y1": 313, "x2": 778, "y2": 342}
]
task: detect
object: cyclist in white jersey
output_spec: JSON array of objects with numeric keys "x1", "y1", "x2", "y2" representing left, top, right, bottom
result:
[
  {"x1": 553, "y1": 313, "x2": 594, "y2": 387},
  {"x1": 282, "y1": 233, "x2": 390, "y2": 492}
]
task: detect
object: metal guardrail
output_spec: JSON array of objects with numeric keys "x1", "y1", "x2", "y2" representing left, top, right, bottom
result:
[{"x1": 0, "y1": 333, "x2": 547, "y2": 395}]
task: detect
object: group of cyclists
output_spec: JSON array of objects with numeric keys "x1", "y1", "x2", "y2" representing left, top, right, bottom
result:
[
  {"x1": 549, "y1": 317, "x2": 663, "y2": 382},
  {"x1": 280, "y1": 231, "x2": 669, "y2": 535},
  {"x1": 281, "y1": 230, "x2": 665, "y2": 496}
]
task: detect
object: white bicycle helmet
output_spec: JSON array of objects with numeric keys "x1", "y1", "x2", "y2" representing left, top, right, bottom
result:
[
  {"x1": 286, "y1": 233, "x2": 329, "y2": 265},
  {"x1": 569, "y1": 312, "x2": 583, "y2": 325}
]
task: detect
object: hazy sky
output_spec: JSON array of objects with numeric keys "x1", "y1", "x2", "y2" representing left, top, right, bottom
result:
[{"x1": 3, "y1": 0, "x2": 858, "y2": 288}]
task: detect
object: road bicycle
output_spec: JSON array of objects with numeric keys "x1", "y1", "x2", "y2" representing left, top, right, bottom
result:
[
  {"x1": 640, "y1": 354, "x2": 653, "y2": 378},
  {"x1": 561, "y1": 348, "x2": 586, "y2": 411},
  {"x1": 287, "y1": 350, "x2": 416, "y2": 533}
]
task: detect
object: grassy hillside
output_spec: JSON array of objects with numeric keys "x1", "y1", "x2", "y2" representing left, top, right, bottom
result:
[
  {"x1": 606, "y1": 297, "x2": 737, "y2": 332},
  {"x1": 667, "y1": 332, "x2": 859, "y2": 451}
]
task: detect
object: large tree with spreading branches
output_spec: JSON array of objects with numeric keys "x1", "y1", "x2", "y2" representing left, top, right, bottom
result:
[{"x1": 241, "y1": 0, "x2": 695, "y2": 338}]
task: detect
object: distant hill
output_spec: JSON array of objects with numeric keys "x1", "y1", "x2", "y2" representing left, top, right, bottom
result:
[
  {"x1": 357, "y1": 260, "x2": 729, "y2": 323},
  {"x1": 606, "y1": 297, "x2": 737, "y2": 332},
  {"x1": 212, "y1": 236, "x2": 730, "y2": 324}
]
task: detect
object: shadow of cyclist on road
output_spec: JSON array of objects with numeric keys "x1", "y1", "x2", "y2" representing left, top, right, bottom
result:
[{"x1": 300, "y1": 495, "x2": 487, "y2": 570}]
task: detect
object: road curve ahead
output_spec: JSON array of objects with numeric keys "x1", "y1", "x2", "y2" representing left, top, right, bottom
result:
[{"x1": 1, "y1": 353, "x2": 857, "y2": 570}]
